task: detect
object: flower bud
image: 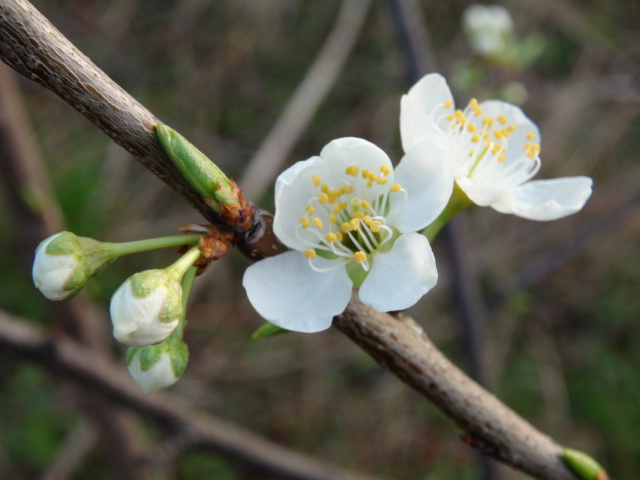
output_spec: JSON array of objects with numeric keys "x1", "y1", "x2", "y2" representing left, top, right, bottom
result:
[
  {"x1": 110, "y1": 270, "x2": 183, "y2": 346},
  {"x1": 126, "y1": 339, "x2": 189, "y2": 394},
  {"x1": 32, "y1": 232, "x2": 114, "y2": 300}
]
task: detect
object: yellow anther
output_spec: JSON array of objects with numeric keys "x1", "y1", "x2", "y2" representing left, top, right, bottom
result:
[
  {"x1": 380, "y1": 164, "x2": 391, "y2": 175},
  {"x1": 353, "y1": 211, "x2": 365, "y2": 220},
  {"x1": 508, "y1": 125, "x2": 516, "y2": 132},
  {"x1": 329, "y1": 213, "x2": 337, "y2": 224},
  {"x1": 335, "y1": 232, "x2": 343, "y2": 242},
  {"x1": 353, "y1": 251, "x2": 367, "y2": 263},
  {"x1": 390, "y1": 184, "x2": 402, "y2": 192},
  {"x1": 364, "y1": 215, "x2": 373, "y2": 223},
  {"x1": 350, "y1": 218, "x2": 360, "y2": 230},
  {"x1": 306, "y1": 205, "x2": 315, "y2": 215},
  {"x1": 340, "y1": 202, "x2": 348, "y2": 210},
  {"x1": 305, "y1": 249, "x2": 317, "y2": 260},
  {"x1": 469, "y1": 98, "x2": 479, "y2": 108},
  {"x1": 321, "y1": 184, "x2": 329, "y2": 194},
  {"x1": 482, "y1": 117, "x2": 494, "y2": 128},
  {"x1": 376, "y1": 176, "x2": 388, "y2": 185},
  {"x1": 300, "y1": 217, "x2": 310, "y2": 229},
  {"x1": 494, "y1": 130, "x2": 504, "y2": 141},
  {"x1": 332, "y1": 203, "x2": 342, "y2": 214},
  {"x1": 467, "y1": 124, "x2": 478, "y2": 133},
  {"x1": 471, "y1": 134, "x2": 480, "y2": 143},
  {"x1": 313, "y1": 218, "x2": 323, "y2": 229},
  {"x1": 326, "y1": 233, "x2": 338, "y2": 243},
  {"x1": 492, "y1": 145, "x2": 500, "y2": 155},
  {"x1": 318, "y1": 193, "x2": 329, "y2": 204},
  {"x1": 499, "y1": 154, "x2": 506, "y2": 163},
  {"x1": 343, "y1": 185, "x2": 355, "y2": 194},
  {"x1": 341, "y1": 222, "x2": 351, "y2": 233},
  {"x1": 369, "y1": 221, "x2": 382, "y2": 233},
  {"x1": 446, "y1": 114, "x2": 454, "y2": 121},
  {"x1": 526, "y1": 132, "x2": 535, "y2": 140},
  {"x1": 498, "y1": 115, "x2": 508, "y2": 125},
  {"x1": 312, "y1": 176, "x2": 321, "y2": 187},
  {"x1": 443, "y1": 100, "x2": 453, "y2": 109},
  {"x1": 345, "y1": 166, "x2": 360, "y2": 176},
  {"x1": 474, "y1": 107, "x2": 483, "y2": 117},
  {"x1": 361, "y1": 200, "x2": 371, "y2": 210}
]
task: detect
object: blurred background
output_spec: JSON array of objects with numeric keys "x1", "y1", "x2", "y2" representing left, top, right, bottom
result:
[{"x1": 0, "y1": 0, "x2": 639, "y2": 479}]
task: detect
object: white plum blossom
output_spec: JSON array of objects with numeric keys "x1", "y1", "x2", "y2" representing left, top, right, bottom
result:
[
  {"x1": 463, "y1": 4, "x2": 514, "y2": 57},
  {"x1": 32, "y1": 232, "x2": 114, "y2": 301},
  {"x1": 400, "y1": 74, "x2": 593, "y2": 221},
  {"x1": 243, "y1": 136, "x2": 453, "y2": 333}
]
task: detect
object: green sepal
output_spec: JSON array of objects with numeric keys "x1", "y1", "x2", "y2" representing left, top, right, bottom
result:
[
  {"x1": 562, "y1": 448, "x2": 608, "y2": 480},
  {"x1": 156, "y1": 123, "x2": 238, "y2": 210},
  {"x1": 170, "y1": 341, "x2": 189, "y2": 377},
  {"x1": 251, "y1": 321, "x2": 289, "y2": 339}
]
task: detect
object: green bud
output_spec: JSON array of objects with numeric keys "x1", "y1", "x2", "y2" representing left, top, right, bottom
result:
[
  {"x1": 562, "y1": 448, "x2": 610, "y2": 480},
  {"x1": 156, "y1": 123, "x2": 238, "y2": 211}
]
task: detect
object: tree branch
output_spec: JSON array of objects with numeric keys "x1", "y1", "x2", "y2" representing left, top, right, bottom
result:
[
  {"x1": 0, "y1": 309, "x2": 381, "y2": 480},
  {"x1": 0, "y1": 1, "x2": 580, "y2": 479}
]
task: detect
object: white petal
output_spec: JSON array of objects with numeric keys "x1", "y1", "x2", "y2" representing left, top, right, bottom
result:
[
  {"x1": 491, "y1": 177, "x2": 593, "y2": 220},
  {"x1": 243, "y1": 251, "x2": 352, "y2": 333},
  {"x1": 32, "y1": 234, "x2": 80, "y2": 301},
  {"x1": 359, "y1": 233, "x2": 437, "y2": 312},
  {"x1": 320, "y1": 137, "x2": 393, "y2": 176},
  {"x1": 391, "y1": 130, "x2": 454, "y2": 232},
  {"x1": 456, "y1": 176, "x2": 506, "y2": 206},
  {"x1": 110, "y1": 281, "x2": 179, "y2": 346},
  {"x1": 477, "y1": 100, "x2": 540, "y2": 165},
  {"x1": 128, "y1": 351, "x2": 178, "y2": 394},
  {"x1": 400, "y1": 73, "x2": 454, "y2": 152},
  {"x1": 273, "y1": 156, "x2": 328, "y2": 251}
]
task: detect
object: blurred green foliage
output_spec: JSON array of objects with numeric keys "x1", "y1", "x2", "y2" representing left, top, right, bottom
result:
[{"x1": 0, "y1": 0, "x2": 639, "y2": 479}]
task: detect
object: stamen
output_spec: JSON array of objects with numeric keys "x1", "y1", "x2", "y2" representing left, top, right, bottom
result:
[
  {"x1": 318, "y1": 193, "x2": 329, "y2": 204},
  {"x1": 300, "y1": 217, "x2": 310, "y2": 228},
  {"x1": 354, "y1": 251, "x2": 367, "y2": 263},
  {"x1": 498, "y1": 115, "x2": 508, "y2": 125},
  {"x1": 390, "y1": 184, "x2": 402, "y2": 193},
  {"x1": 312, "y1": 176, "x2": 321, "y2": 187},
  {"x1": 313, "y1": 218, "x2": 323, "y2": 229},
  {"x1": 526, "y1": 132, "x2": 535, "y2": 140},
  {"x1": 442, "y1": 100, "x2": 453, "y2": 109},
  {"x1": 305, "y1": 249, "x2": 316, "y2": 259},
  {"x1": 380, "y1": 164, "x2": 391, "y2": 175},
  {"x1": 306, "y1": 205, "x2": 315, "y2": 215}
]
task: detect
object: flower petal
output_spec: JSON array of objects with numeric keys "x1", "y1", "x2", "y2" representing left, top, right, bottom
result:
[
  {"x1": 400, "y1": 73, "x2": 454, "y2": 152},
  {"x1": 491, "y1": 176, "x2": 593, "y2": 220},
  {"x1": 391, "y1": 130, "x2": 454, "y2": 232},
  {"x1": 243, "y1": 251, "x2": 352, "y2": 333},
  {"x1": 320, "y1": 137, "x2": 393, "y2": 178},
  {"x1": 456, "y1": 176, "x2": 506, "y2": 206},
  {"x1": 359, "y1": 233, "x2": 437, "y2": 312},
  {"x1": 477, "y1": 100, "x2": 540, "y2": 165},
  {"x1": 273, "y1": 156, "x2": 328, "y2": 251}
]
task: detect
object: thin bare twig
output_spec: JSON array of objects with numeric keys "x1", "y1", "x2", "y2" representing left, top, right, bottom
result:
[
  {"x1": 0, "y1": 309, "x2": 382, "y2": 480},
  {"x1": 239, "y1": 0, "x2": 372, "y2": 201}
]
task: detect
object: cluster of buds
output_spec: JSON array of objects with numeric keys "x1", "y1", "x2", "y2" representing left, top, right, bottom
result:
[
  {"x1": 32, "y1": 124, "x2": 246, "y2": 393},
  {"x1": 33, "y1": 230, "x2": 206, "y2": 392}
]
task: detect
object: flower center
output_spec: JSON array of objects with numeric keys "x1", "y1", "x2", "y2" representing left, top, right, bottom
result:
[
  {"x1": 437, "y1": 99, "x2": 541, "y2": 187},
  {"x1": 296, "y1": 164, "x2": 405, "y2": 273}
]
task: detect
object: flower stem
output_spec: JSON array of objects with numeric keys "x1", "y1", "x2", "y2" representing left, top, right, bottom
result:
[
  {"x1": 165, "y1": 246, "x2": 202, "y2": 281},
  {"x1": 421, "y1": 184, "x2": 473, "y2": 241},
  {"x1": 106, "y1": 233, "x2": 204, "y2": 257}
]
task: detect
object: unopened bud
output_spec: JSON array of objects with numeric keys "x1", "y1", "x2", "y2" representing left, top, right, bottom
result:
[
  {"x1": 126, "y1": 338, "x2": 189, "y2": 393},
  {"x1": 32, "y1": 232, "x2": 115, "y2": 300}
]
